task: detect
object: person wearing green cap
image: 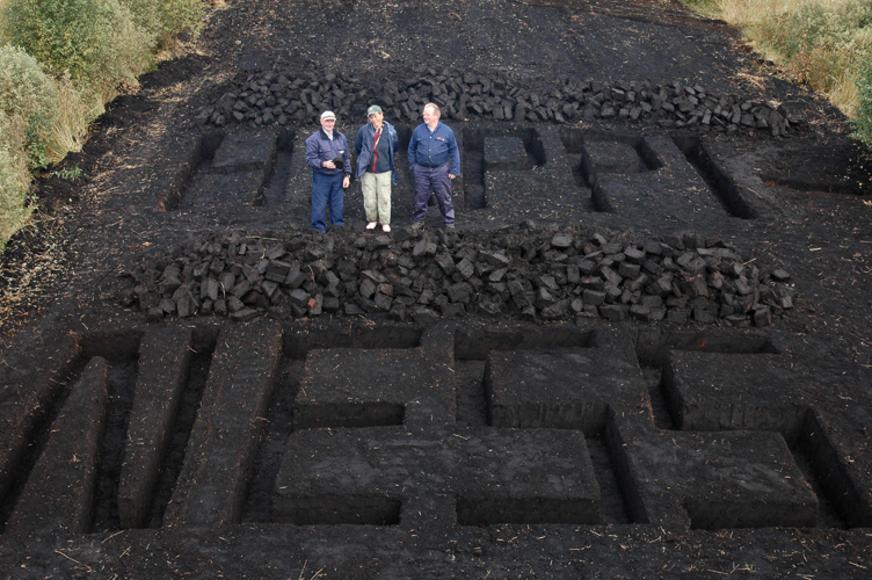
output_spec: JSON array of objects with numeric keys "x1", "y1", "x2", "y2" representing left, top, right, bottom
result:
[{"x1": 355, "y1": 105, "x2": 399, "y2": 233}]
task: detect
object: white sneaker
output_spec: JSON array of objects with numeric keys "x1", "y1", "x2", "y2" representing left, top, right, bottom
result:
[
  {"x1": 366, "y1": 221, "x2": 378, "y2": 230},
  {"x1": 382, "y1": 224, "x2": 391, "y2": 233}
]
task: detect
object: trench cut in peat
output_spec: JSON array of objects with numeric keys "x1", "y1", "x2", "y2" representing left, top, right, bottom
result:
[
  {"x1": 674, "y1": 136, "x2": 755, "y2": 219},
  {"x1": 462, "y1": 127, "x2": 486, "y2": 209},
  {"x1": 166, "y1": 129, "x2": 299, "y2": 210},
  {"x1": 163, "y1": 321, "x2": 283, "y2": 528},
  {"x1": 461, "y1": 127, "x2": 547, "y2": 210},
  {"x1": 277, "y1": 324, "x2": 611, "y2": 527},
  {"x1": 3, "y1": 358, "x2": 111, "y2": 536},
  {"x1": 607, "y1": 417, "x2": 819, "y2": 529},
  {"x1": 2, "y1": 323, "x2": 867, "y2": 535},
  {"x1": 259, "y1": 129, "x2": 297, "y2": 205},
  {"x1": 758, "y1": 140, "x2": 872, "y2": 196},
  {"x1": 1, "y1": 329, "x2": 143, "y2": 536},
  {"x1": 293, "y1": 326, "x2": 454, "y2": 429},
  {"x1": 275, "y1": 427, "x2": 603, "y2": 527},
  {"x1": 118, "y1": 327, "x2": 196, "y2": 529},
  {"x1": 560, "y1": 128, "x2": 751, "y2": 228},
  {"x1": 632, "y1": 328, "x2": 868, "y2": 529},
  {"x1": 561, "y1": 129, "x2": 662, "y2": 212}
]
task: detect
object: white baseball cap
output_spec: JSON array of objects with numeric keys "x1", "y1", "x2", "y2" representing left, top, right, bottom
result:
[{"x1": 320, "y1": 110, "x2": 336, "y2": 121}]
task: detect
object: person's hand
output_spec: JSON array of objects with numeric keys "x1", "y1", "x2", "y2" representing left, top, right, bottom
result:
[
  {"x1": 342, "y1": 176, "x2": 350, "y2": 189},
  {"x1": 448, "y1": 173, "x2": 457, "y2": 180},
  {"x1": 323, "y1": 160, "x2": 336, "y2": 169}
]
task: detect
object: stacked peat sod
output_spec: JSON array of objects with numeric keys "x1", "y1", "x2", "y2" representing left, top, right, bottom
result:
[
  {"x1": 199, "y1": 69, "x2": 797, "y2": 136},
  {"x1": 199, "y1": 71, "x2": 367, "y2": 128},
  {"x1": 122, "y1": 228, "x2": 795, "y2": 326}
]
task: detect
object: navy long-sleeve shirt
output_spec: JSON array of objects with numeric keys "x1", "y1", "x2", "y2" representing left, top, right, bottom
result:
[
  {"x1": 305, "y1": 129, "x2": 352, "y2": 176},
  {"x1": 407, "y1": 122, "x2": 461, "y2": 175}
]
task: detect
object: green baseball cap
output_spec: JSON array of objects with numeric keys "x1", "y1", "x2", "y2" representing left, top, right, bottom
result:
[{"x1": 367, "y1": 105, "x2": 383, "y2": 116}]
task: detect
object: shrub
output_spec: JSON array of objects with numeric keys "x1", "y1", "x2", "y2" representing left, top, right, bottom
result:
[
  {"x1": 0, "y1": 115, "x2": 32, "y2": 250},
  {"x1": 0, "y1": 0, "x2": 207, "y2": 247},
  {"x1": 50, "y1": 77, "x2": 94, "y2": 156},
  {"x1": 683, "y1": 0, "x2": 872, "y2": 149},
  {"x1": 158, "y1": 0, "x2": 205, "y2": 43},
  {"x1": 0, "y1": 0, "x2": 154, "y2": 101},
  {"x1": 0, "y1": 45, "x2": 60, "y2": 169},
  {"x1": 120, "y1": 0, "x2": 162, "y2": 50},
  {"x1": 856, "y1": 57, "x2": 872, "y2": 149},
  {"x1": 121, "y1": 0, "x2": 204, "y2": 48}
]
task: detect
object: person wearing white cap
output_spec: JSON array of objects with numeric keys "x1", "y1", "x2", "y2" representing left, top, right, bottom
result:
[
  {"x1": 354, "y1": 105, "x2": 399, "y2": 233},
  {"x1": 304, "y1": 110, "x2": 351, "y2": 232}
]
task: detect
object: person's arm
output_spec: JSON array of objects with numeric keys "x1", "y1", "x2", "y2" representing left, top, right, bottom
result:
[
  {"x1": 448, "y1": 129, "x2": 461, "y2": 176},
  {"x1": 407, "y1": 127, "x2": 418, "y2": 168},
  {"x1": 305, "y1": 134, "x2": 322, "y2": 170},
  {"x1": 354, "y1": 126, "x2": 364, "y2": 156},
  {"x1": 342, "y1": 135, "x2": 352, "y2": 175}
]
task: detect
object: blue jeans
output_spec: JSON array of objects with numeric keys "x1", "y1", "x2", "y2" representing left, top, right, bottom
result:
[
  {"x1": 413, "y1": 163, "x2": 455, "y2": 226},
  {"x1": 311, "y1": 171, "x2": 344, "y2": 232}
]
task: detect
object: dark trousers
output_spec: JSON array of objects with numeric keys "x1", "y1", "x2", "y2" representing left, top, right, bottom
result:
[
  {"x1": 413, "y1": 163, "x2": 455, "y2": 226},
  {"x1": 311, "y1": 171, "x2": 344, "y2": 232}
]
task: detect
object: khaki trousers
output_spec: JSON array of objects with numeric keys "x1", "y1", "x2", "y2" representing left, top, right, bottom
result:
[{"x1": 361, "y1": 170, "x2": 392, "y2": 224}]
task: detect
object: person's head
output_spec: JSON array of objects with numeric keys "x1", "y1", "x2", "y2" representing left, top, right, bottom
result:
[
  {"x1": 422, "y1": 103, "x2": 441, "y2": 126},
  {"x1": 320, "y1": 110, "x2": 336, "y2": 131},
  {"x1": 367, "y1": 104, "x2": 384, "y2": 127}
]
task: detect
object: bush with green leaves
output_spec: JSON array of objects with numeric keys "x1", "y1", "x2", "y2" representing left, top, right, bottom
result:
[
  {"x1": 856, "y1": 57, "x2": 872, "y2": 150},
  {"x1": 752, "y1": 1, "x2": 869, "y2": 66},
  {"x1": 0, "y1": 45, "x2": 61, "y2": 169},
  {"x1": 0, "y1": 0, "x2": 154, "y2": 101},
  {"x1": 0, "y1": 115, "x2": 32, "y2": 250},
  {"x1": 122, "y1": 0, "x2": 204, "y2": 48}
]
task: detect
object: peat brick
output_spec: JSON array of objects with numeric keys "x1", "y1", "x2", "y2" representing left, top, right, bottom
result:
[
  {"x1": 551, "y1": 233, "x2": 573, "y2": 248},
  {"x1": 480, "y1": 250, "x2": 511, "y2": 267},
  {"x1": 770, "y1": 268, "x2": 791, "y2": 282},
  {"x1": 582, "y1": 289, "x2": 605, "y2": 306},
  {"x1": 599, "y1": 304, "x2": 628, "y2": 321}
]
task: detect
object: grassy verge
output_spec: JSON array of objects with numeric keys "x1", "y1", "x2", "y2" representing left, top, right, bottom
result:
[
  {"x1": 682, "y1": 0, "x2": 872, "y2": 148},
  {"x1": 0, "y1": 0, "x2": 207, "y2": 250}
]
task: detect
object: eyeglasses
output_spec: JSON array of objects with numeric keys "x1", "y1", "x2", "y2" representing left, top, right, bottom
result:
[{"x1": 323, "y1": 119, "x2": 336, "y2": 122}]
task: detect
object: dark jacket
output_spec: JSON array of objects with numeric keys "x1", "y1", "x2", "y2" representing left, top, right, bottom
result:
[
  {"x1": 407, "y1": 122, "x2": 461, "y2": 175},
  {"x1": 305, "y1": 128, "x2": 352, "y2": 176},
  {"x1": 354, "y1": 121, "x2": 399, "y2": 184}
]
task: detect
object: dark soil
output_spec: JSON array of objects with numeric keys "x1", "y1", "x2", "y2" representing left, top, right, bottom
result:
[{"x1": 1, "y1": 0, "x2": 871, "y2": 577}]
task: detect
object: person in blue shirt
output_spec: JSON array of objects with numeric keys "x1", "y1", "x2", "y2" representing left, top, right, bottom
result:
[
  {"x1": 304, "y1": 110, "x2": 351, "y2": 233},
  {"x1": 355, "y1": 105, "x2": 399, "y2": 233},
  {"x1": 407, "y1": 103, "x2": 461, "y2": 230}
]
